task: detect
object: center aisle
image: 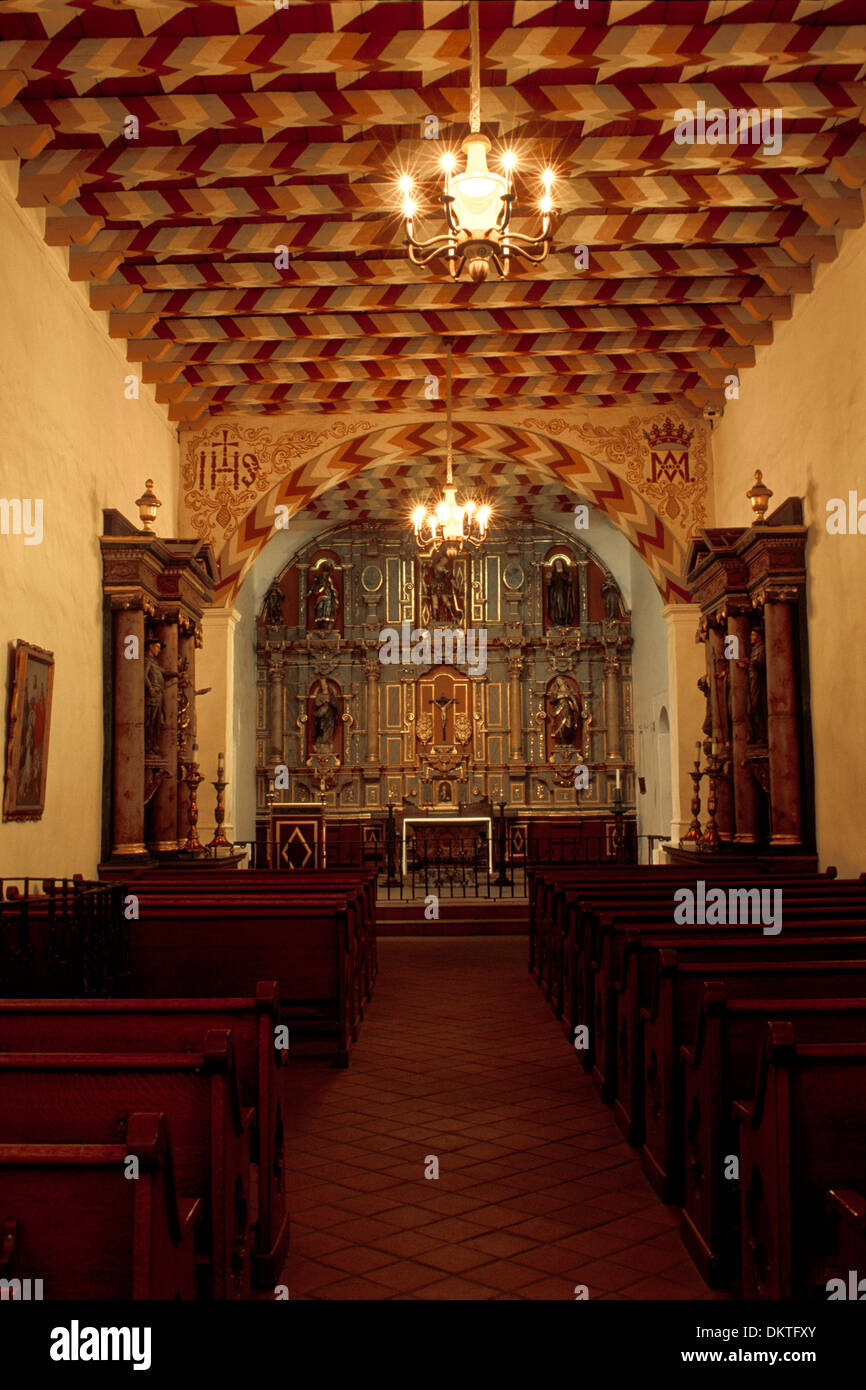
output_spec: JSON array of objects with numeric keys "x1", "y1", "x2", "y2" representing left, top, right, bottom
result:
[{"x1": 277, "y1": 937, "x2": 729, "y2": 1300}]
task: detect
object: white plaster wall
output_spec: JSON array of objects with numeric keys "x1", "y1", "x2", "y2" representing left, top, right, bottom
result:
[
  {"x1": 0, "y1": 167, "x2": 178, "y2": 878},
  {"x1": 711, "y1": 203, "x2": 866, "y2": 875}
]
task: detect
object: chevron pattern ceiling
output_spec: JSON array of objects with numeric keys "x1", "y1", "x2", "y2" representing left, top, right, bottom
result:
[{"x1": 2, "y1": 0, "x2": 864, "y2": 423}]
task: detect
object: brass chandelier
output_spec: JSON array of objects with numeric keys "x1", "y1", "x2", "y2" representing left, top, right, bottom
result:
[
  {"x1": 411, "y1": 342, "x2": 490, "y2": 556},
  {"x1": 400, "y1": 0, "x2": 555, "y2": 284}
]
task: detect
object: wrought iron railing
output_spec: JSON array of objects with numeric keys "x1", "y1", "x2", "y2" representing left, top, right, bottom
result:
[
  {"x1": 0, "y1": 878, "x2": 129, "y2": 997},
  {"x1": 220, "y1": 806, "x2": 639, "y2": 899}
]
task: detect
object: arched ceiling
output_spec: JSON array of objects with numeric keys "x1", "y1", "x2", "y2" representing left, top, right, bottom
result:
[{"x1": 1, "y1": 0, "x2": 864, "y2": 423}]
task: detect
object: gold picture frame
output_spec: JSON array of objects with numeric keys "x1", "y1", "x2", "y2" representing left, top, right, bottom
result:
[{"x1": 3, "y1": 640, "x2": 55, "y2": 822}]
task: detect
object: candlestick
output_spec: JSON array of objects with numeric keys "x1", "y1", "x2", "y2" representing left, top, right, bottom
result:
[
  {"x1": 208, "y1": 760, "x2": 231, "y2": 850},
  {"x1": 181, "y1": 758, "x2": 205, "y2": 854}
]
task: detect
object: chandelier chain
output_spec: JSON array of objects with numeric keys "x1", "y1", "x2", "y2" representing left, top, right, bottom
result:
[
  {"x1": 445, "y1": 339, "x2": 454, "y2": 486},
  {"x1": 468, "y1": 1, "x2": 481, "y2": 135}
]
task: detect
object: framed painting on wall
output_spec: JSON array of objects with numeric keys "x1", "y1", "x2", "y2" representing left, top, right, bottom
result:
[{"x1": 3, "y1": 641, "x2": 54, "y2": 822}]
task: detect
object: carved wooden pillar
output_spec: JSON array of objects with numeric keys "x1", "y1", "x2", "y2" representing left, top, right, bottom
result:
[
  {"x1": 604, "y1": 653, "x2": 622, "y2": 760},
  {"x1": 761, "y1": 587, "x2": 803, "y2": 845},
  {"x1": 176, "y1": 621, "x2": 197, "y2": 844},
  {"x1": 707, "y1": 618, "x2": 733, "y2": 841},
  {"x1": 364, "y1": 653, "x2": 380, "y2": 766},
  {"x1": 267, "y1": 653, "x2": 285, "y2": 763},
  {"x1": 726, "y1": 602, "x2": 759, "y2": 844},
  {"x1": 150, "y1": 612, "x2": 179, "y2": 852},
  {"x1": 506, "y1": 649, "x2": 524, "y2": 763},
  {"x1": 111, "y1": 601, "x2": 147, "y2": 858}
]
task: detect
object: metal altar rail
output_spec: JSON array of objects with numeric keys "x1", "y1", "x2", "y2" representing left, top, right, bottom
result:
[
  {"x1": 225, "y1": 811, "x2": 643, "y2": 899},
  {"x1": 0, "y1": 877, "x2": 129, "y2": 996}
]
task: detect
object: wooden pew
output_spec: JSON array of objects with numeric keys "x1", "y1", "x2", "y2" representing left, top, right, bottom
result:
[
  {"x1": 137, "y1": 868, "x2": 378, "y2": 1004},
  {"x1": 826, "y1": 1188, "x2": 866, "y2": 1292},
  {"x1": 540, "y1": 867, "x2": 838, "y2": 1030},
  {"x1": 0, "y1": 1114, "x2": 200, "y2": 1300},
  {"x1": 128, "y1": 897, "x2": 356, "y2": 1066},
  {"x1": 635, "y1": 930, "x2": 866, "y2": 1200},
  {"x1": 529, "y1": 863, "x2": 835, "y2": 1003},
  {"x1": 680, "y1": 982, "x2": 866, "y2": 1284},
  {"x1": 735, "y1": 1023, "x2": 866, "y2": 1299},
  {"x1": 133, "y1": 881, "x2": 367, "y2": 1020},
  {"x1": 610, "y1": 900, "x2": 866, "y2": 1133},
  {"x1": 0, "y1": 985, "x2": 288, "y2": 1288},
  {"x1": 0, "y1": 1031, "x2": 254, "y2": 1299},
  {"x1": 588, "y1": 884, "x2": 866, "y2": 1101}
]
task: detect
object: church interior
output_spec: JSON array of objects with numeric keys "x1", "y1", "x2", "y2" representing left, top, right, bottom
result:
[{"x1": 2, "y1": 0, "x2": 866, "y2": 1327}]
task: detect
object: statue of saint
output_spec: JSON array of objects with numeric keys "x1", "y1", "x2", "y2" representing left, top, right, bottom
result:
[
  {"x1": 549, "y1": 677, "x2": 581, "y2": 747},
  {"x1": 312, "y1": 681, "x2": 339, "y2": 751},
  {"x1": 745, "y1": 627, "x2": 768, "y2": 743},
  {"x1": 310, "y1": 563, "x2": 339, "y2": 630},
  {"x1": 144, "y1": 638, "x2": 176, "y2": 757},
  {"x1": 602, "y1": 576, "x2": 621, "y2": 623},
  {"x1": 425, "y1": 553, "x2": 463, "y2": 625},
  {"x1": 547, "y1": 558, "x2": 575, "y2": 628},
  {"x1": 262, "y1": 585, "x2": 284, "y2": 625}
]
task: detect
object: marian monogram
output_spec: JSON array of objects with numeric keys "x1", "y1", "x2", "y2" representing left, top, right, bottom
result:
[{"x1": 643, "y1": 417, "x2": 694, "y2": 484}]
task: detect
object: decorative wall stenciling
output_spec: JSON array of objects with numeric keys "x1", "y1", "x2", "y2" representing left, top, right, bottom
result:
[
  {"x1": 529, "y1": 412, "x2": 710, "y2": 539},
  {"x1": 180, "y1": 411, "x2": 705, "y2": 606},
  {"x1": 181, "y1": 419, "x2": 375, "y2": 545}
]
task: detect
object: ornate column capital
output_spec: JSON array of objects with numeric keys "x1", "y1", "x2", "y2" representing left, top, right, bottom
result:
[{"x1": 755, "y1": 584, "x2": 800, "y2": 606}]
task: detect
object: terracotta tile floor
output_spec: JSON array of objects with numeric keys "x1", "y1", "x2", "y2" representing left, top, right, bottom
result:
[{"x1": 276, "y1": 937, "x2": 732, "y2": 1300}]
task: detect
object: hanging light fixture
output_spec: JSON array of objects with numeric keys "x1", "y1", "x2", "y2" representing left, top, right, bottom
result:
[
  {"x1": 411, "y1": 342, "x2": 491, "y2": 555},
  {"x1": 400, "y1": 0, "x2": 555, "y2": 283}
]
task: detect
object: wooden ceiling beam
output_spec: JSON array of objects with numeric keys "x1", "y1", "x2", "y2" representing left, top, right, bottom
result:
[
  {"x1": 17, "y1": 130, "x2": 866, "y2": 205},
  {"x1": 41, "y1": 174, "x2": 863, "y2": 236},
  {"x1": 62, "y1": 213, "x2": 833, "y2": 280},
  {"x1": 3, "y1": 26, "x2": 865, "y2": 91},
  {"x1": 132, "y1": 327, "x2": 750, "y2": 374},
  {"x1": 79, "y1": 245, "x2": 829, "y2": 309},
  {"x1": 123, "y1": 302, "x2": 782, "y2": 352},
  {"x1": 152, "y1": 350, "x2": 748, "y2": 394},
  {"x1": 105, "y1": 276, "x2": 797, "y2": 339},
  {"x1": 169, "y1": 388, "x2": 717, "y2": 423},
  {"x1": 155, "y1": 368, "x2": 726, "y2": 410},
  {"x1": 8, "y1": 82, "x2": 866, "y2": 140}
]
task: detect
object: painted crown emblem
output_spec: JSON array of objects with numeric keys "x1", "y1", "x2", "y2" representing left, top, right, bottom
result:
[{"x1": 643, "y1": 417, "x2": 695, "y2": 450}]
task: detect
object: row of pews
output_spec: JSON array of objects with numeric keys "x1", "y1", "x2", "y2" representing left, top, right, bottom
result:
[
  {"x1": 0, "y1": 864, "x2": 377, "y2": 1300},
  {"x1": 529, "y1": 861, "x2": 866, "y2": 1298}
]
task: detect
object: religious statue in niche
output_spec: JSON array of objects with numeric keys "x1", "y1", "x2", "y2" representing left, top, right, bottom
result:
[
  {"x1": 601, "y1": 575, "x2": 622, "y2": 623},
  {"x1": 420, "y1": 552, "x2": 465, "y2": 627},
  {"x1": 548, "y1": 676, "x2": 583, "y2": 748},
  {"x1": 745, "y1": 625, "x2": 768, "y2": 744},
  {"x1": 546, "y1": 556, "x2": 576, "y2": 628},
  {"x1": 261, "y1": 584, "x2": 284, "y2": 626},
  {"x1": 311, "y1": 679, "x2": 340, "y2": 752},
  {"x1": 309, "y1": 562, "x2": 340, "y2": 631},
  {"x1": 144, "y1": 636, "x2": 177, "y2": 759}
]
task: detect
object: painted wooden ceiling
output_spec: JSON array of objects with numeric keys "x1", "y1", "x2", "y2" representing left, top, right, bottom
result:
[{"x1": 1, "y1": 0, "x2": 864, "y2": 423}]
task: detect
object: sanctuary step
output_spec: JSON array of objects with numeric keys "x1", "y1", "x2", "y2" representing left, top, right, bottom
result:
[{"x1": 376, "y1": 899, "x2": 528, "y2": 937}]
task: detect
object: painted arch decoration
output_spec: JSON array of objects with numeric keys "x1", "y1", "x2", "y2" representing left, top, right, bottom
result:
[{"x1": 181, "y1": 415, "x2": 706, "y2": 607}]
